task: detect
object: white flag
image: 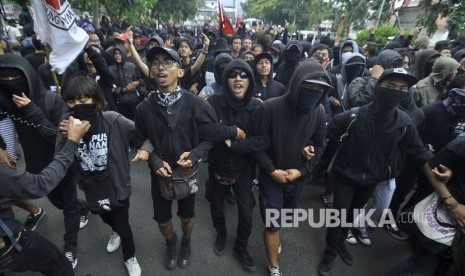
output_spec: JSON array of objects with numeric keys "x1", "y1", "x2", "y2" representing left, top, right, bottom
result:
[{"x1": 32, "y1": 0, "x2": 88, "y2": 74}]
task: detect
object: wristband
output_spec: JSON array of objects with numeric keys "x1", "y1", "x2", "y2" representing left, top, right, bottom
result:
[{"x1": 201, "y1": 49, "x2": 208, "y2": 55}]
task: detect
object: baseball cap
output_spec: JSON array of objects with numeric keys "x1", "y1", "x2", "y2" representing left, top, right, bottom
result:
[
  {"x1": 377, "y1": 68, "x2": 418, "y2": 88},
  {"x1": 146, "y1": 46, "x2": 182, "y2": 66},
  {"x1": 285, "y1": 40, "x2": 302, "y2": 52},
  {"x1": 115, "y1": 33, "x2": 128, "y2": 42},
  {"x1": 304, "y1": 77, "x2": 333, "y2": 90}
]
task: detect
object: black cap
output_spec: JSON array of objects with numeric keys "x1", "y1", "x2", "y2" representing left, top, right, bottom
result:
[
  {"x1": 377, "y1": 68, "x2": 418, "y2": 88},
  {"x1": 146, "y1": 46, "x2": 182, "y2": 66},
  {"x1": 255, "y1": 52, "x2": 273, "y2": 64}
]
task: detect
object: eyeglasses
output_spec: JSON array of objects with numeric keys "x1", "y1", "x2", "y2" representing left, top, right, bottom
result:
[
  {"x1": 227, "y1": 70, "x2": 248, "y2": 79},
  {"x1": 151, "y1": 59, "x2": 177, "y2": 69}
]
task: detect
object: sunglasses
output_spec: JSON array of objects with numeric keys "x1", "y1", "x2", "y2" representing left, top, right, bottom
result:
[{"x1": 227, "y1": 70, "x2": 248, "y2": 79}]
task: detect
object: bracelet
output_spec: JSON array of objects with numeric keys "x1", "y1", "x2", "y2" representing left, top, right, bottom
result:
[{"x1": 201, "y1": 49, "x2": 208, "y2": 55}]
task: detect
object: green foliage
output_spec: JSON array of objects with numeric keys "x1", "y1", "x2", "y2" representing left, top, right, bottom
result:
[
  {"x1": 416, "y1": 0, "x2": 465, "y2": 37},
  {"x1": 356, "y1": 25, "x2": 399, "y2": 46}
]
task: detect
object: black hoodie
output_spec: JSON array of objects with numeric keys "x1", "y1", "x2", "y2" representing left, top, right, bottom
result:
[
  {"x1": 0, "y1": 54, "x2": 67, "y2": 173},
  {"x1": 253, "y1": 53, "x2": 286, "y2": 101},
  {"x1": 204, "y1": 59, "x2": 268, "y2": 177},
  {"x1": 250, "y1": 59, "x2": 328, "y2": 177}
]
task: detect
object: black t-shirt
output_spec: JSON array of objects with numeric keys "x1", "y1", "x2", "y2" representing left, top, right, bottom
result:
[{"x1": 76, "y1": 116, "x2": 108, "y2": 175}]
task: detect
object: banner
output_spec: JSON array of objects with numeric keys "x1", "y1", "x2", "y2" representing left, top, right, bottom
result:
[{"x1": 32, "y1": 0, "x2": 88, "y2": 74}]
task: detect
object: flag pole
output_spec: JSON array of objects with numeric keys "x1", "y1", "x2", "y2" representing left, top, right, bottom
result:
[{"x1": 43, "y1": 44, "x2": 61, "y2": 95}]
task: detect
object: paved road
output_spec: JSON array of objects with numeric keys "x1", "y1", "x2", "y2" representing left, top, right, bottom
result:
[{"x1": 9, "y1": 152, "x2": 411, "y2": 276}]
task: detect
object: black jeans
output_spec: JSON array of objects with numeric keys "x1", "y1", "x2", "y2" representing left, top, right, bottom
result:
[
  {"x1": 324, "y1": 176, "x2": 376, "y2": 261},
  {"x1": 0, "y1": 230, "x2": 74, "y2": 276},
  {"x1": 46, "y1": 169, "x2": 86, "y2": 252},
  {"x1": 205, "y1": 170, "x2": 255, "y2": 249},
  {"x1": 98, "y1": 198, "x2": 135, "y2": 261}
]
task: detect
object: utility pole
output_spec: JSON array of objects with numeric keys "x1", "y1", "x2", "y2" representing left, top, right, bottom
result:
[{"x1": 376, "y1": 0, "x2": 386, "y2": 27}]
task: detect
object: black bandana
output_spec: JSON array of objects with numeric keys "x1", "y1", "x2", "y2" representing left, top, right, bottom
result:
[{"x1": 443, "y1": 88, "x2": 465, "y2": 119}]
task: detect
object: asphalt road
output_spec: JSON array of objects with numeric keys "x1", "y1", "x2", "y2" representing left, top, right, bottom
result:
[{"x1": 8, "y1": 151, "x2": 412, "y2": 276}]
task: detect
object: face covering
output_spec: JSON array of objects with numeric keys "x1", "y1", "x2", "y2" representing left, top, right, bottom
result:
[
  {"x1": 0, "y1": 77, "x2": 29, "y2": 97},
  {"x1": 443, "y1": 88, "x2": 465, "y2": 118},
  {"x1": 272, "y1": 57, "x2": 279, "y2": 64},
  {"x1": 283, "y1": 50, "x2": 300, "y2": 63},
  {"x1": 69, "y1": 103, "x2": 98, "y2": 122},
  {"x1": 296, "y1": 88, "x2": 325, "y2": 113},
  {"x1": 399, "y1": 90, "x2": 413, "y2": 109},
  {"x1": 345, "y1": 65, "x2": 364, "y2": 83},
  {"x1": 374, "y1": 86, "x2": 409, "y2": 111},
  {"x1": 341, "y1": 52, "x2": 353, "y2": 63}
]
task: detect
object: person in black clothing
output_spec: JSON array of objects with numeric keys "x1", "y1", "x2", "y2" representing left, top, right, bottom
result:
[
  {"x1": 250, "y1": 59, "x2": 329, "y2": 276},
  {"x1": 0, "y1": 118, "x2": 89, "y2": 276},
  {"x1": 202, "y1": 59, "x2": 269, "y2": 272},
  {"x1": 134, "y1": 46, "x2": 217, "y2": 270},
  {"x1": 0, "y1": 54, "x2": 86, "y2": 269},
  {"x1": 274, "y1": 40, "x2": 303, "y2": 89},
  {"x1": 253, "y1": 52, "x2": 286, "y2": 101},
  {"x1": 317, "y1": 69, "x2": 440, "y2": 276}
]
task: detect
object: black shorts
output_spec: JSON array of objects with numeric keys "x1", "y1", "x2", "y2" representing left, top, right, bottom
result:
[{"x1": 150, "y1": 173, "x2": 196, "y2": 224}]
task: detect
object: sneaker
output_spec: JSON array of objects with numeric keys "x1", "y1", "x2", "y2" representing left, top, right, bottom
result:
[
  {"x1": 317, "y1": 259, "x2": 333, "y2": 276},
  {"x1": 268, "y1": 266, "x2": 282, "y2": 276},
  {"x1": 106, "y1": 232, "x2": 121, "y2": 253},
  {"x1": 24, "y1": 208, "x2": 46, "y2": 231},
  {"x1": 214, "y1": 231, "x2": 226, "y2": 256},
  {"x1": 125, "y1": 256, "x2": 141, "y2": 276},
  {"x1": 345, "y1": 230, "x2": 357, "y2": 245},
  {"x1": 233, "y1": 246, "x2": 257, "y2": 272},
  {"x1": 357, "y1": 228, "x2": 372, "y2": 246},
  {"x1": 165, "y1": 233, "x2": 177, "y2": 270},
  {"x1": 178, "y1": 238, "x2": 191, "y2": 269},
  {"x1": 80, "y1": 209, "x2": 89, "y2": 229},
  {"x1": 384, "y1": 223, "x2": 407, "y2": 240},
  {"x1": 336, "y1": 244, "x2": 353, "y2": 266},
  {"x1": 64, "y1": 251, "x2": 77, "y2": 269}
]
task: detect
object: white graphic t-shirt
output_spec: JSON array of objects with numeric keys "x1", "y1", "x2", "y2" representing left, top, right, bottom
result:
[{"x1": 76, "y1": 118, "x2": 108, "y2": 173}]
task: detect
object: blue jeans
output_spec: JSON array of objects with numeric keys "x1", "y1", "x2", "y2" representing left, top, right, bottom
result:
[{"x1": 0, "y1": 230, "x2": 74, "y2": 276}]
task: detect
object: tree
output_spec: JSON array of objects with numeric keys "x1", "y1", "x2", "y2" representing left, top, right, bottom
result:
[{"x1": 416, "y1": 0, "x2": 465, "y2": 37}]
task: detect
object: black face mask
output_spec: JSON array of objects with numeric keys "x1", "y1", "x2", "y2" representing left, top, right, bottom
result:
[
  {"x1": 374, "y1": 86, "x2": 409, "y2": 111},
  {"x1": 345, "y1": 65, "x2": 364, "y2": 83},
  {"x1": 296, "y1": 88, "x2": 325, "y2": 113},
  {"x1": 69, "y1": 103, "x2": 98, "y2": 122},
  {"x1": 0, "y1": 77, "x2": 29, "y2": 97},
  {"x1": 283, "y1": 50, "x2": 300, "y2": 63}
]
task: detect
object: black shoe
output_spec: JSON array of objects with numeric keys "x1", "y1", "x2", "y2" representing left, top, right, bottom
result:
[
  {"x1": 317, "y1": 259, "x2": 333, "y2": 276},
  {"x1": 214, "y1": 231, "x2": 226, "y2": 256},
  {"x1": 178, "y1": 238, "x2": 191, "y2": 269},
  {"x1": 165, "y1": 233, "x2": 177, "y2": 270},
  {"x1": 233, "y1": 246, "x2": 257, "y2": 272},
  {"x1": 336, "y1": 244, "x2": 353, "y2": 266},
  {"x1": 24, "y1": 208, "x2": 46, "y2": 231}
]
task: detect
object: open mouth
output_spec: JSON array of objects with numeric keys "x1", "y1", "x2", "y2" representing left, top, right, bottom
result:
[
  {"x1": 233, "y1": 84, "x2": 244, "y2": 94},
  {"x1": 157, "y1": 73, "x2": 168, "y2": 83}
]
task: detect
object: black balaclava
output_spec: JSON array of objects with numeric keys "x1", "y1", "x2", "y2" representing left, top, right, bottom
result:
[
  {"x1": 0, "y1": 68, "x2": 29, "y2": 97},
  {"x1": 345, "y1": 64, "x2": 365, "y2": 84},
  {"x1": 296, "y1": 86, "x2": 326, "y2": 113},
  {"x1": 283, "y1": 48, "x2": 301, "y2": 63},
  {"x1": 69, "y1": 103, "x2": 98, "y2": 141},
  {"x1": 373, "y1": 85, "x2": 409, "y2": 115}
]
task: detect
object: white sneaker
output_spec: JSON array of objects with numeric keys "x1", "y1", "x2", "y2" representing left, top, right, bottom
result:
[
  {"x1": 106, "y1": 232, "x2": 121, "y2": 253},
  {"x1": 125, "y1": 256, "x2": 142, "y2": 276},
  {"x1": 269, "y1": 266, "x2": 282, "y2": 276},
  {"x1": 79, "y1": 214, "x2": 89, "y2": 229},
  {"x1": 345, "y1": 230, "x2": 357, "y2": 245}
]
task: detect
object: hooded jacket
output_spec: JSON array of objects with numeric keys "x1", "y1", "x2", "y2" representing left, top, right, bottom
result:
[
  {"x1": 253, "y1": 53, "x2": 286, "y2": 101},
  {"x1": 327, "y1": 40, "x2": 360, "y2": 75},
  {"x1": 348, "y1": 50, "x2": 403, "y2": 107},
  {"x1": 415, "y1": 57, "x2": 460, "y2": 107},
  {"x1": 109, "y1": 46, "x2": 146, "y2": 104},
  {"x1": 274, "y1": 40, "x2": 304, "y2": 89},
  {"x1": 0, "y1": 54, "x2": 66, "y2": 173},
  {"x1": 250, "y1": 59, "x2": 328, "y2": 177},
  {"x1": 204, "y1": 59, "x2": 268, "y2": 177},
  {"x1": 198, "y1": 53, "x2": 233, "y2": 99},
  {"x1": 410, "y1": 49, "x2": 440, "y2": 80},
  {"x1": 330, "y1": 53, "x2": 366, "y2": 112}
]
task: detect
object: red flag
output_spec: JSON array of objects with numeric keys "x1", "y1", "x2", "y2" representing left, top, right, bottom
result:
[{"x1": 217, "y1": 0, "x2": 234, "y2": 36}]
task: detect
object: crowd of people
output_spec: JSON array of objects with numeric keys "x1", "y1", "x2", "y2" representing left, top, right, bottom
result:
[{"x1": 0, "y1": 10, "x2": 464, "y2": 276}]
